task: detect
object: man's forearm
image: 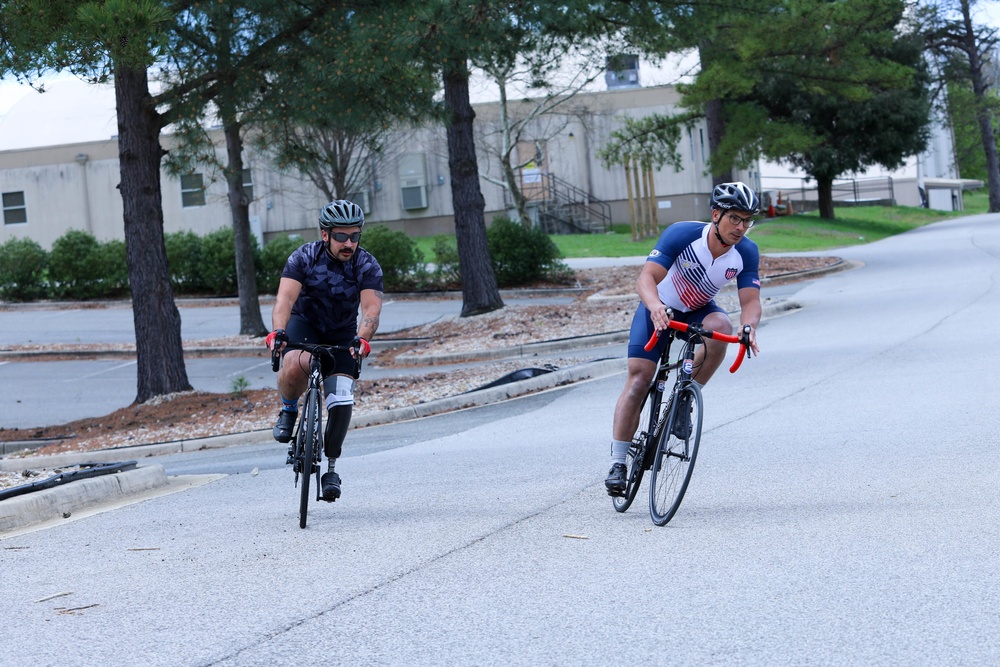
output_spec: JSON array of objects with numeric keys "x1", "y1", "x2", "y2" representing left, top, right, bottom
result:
[
  {"x1": 272, "y1": 299, "x2": 293, "y2": 331},
  {"x1": 740, "y1": 303, "x2": 761, "y2": 329},
  {"x1": 357, "y1": 290, "x2": 383, "y2": 341}
]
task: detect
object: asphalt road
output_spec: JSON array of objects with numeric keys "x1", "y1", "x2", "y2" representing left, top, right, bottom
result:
[{"x1": 3, "y1": 217, "x2": 1000, "y2": 665}]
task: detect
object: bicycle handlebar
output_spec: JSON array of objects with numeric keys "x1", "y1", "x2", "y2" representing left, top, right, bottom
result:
[
  {"x1": 270, "y1": 341, "x2": 357, "y2": 373},
  {"x1": 643, "y1": 320, "x2": 752, "y2": 373}
]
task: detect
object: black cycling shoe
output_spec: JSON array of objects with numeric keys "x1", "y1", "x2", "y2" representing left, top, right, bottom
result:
[
  {"x1": 273, "y1": 409, "x2": 297, "y2": 443},
  {"x1": 671, "y1": 395, "x2": 692, "y2": 440},
  {"x1": 605, "y1": 463, "x2": 627, "y2": 496},
  {"x1": 321, "y1": 471, "x2": 342, "y2": 502}
]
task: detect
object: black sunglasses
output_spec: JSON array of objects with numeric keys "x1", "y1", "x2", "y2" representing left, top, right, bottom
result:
[{"x1": 329, "y1": 231, "x2": 361, "y2": 243}]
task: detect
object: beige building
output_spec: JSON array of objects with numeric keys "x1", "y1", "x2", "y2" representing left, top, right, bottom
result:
[
  {"x1": 3, "y1": 64, "x2": 957, "y2": 251},
  {"x1": 0, "y1": 73, "x2": 760, "y2": 249}
]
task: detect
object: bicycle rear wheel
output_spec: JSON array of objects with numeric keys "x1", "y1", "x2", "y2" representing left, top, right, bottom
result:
[
  {"x1": 613, "y1": 386, "x2": 664, "y2": 513},
  {"x1": 649, "y1": 383, "x2": 703, "y2": 526},
  {"x1": 298, "y1": 388, "x2": 320, "y2": 529}
]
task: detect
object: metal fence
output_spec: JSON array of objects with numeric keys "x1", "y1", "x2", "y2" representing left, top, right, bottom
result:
[{"x1": 760, "y1": 176, "x2": 896, "y2": 213}]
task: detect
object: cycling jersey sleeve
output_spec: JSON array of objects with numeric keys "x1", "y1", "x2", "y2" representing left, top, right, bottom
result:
[
  {"x1": 734, "y1": 238, "x2": 761, "y2": 290},
  {"x1": 646, "y1": 222, "x2": 706, "y2": 269}
]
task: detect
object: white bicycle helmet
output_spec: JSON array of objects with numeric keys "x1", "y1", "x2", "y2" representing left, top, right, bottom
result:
[
  {"x1": 711, "y1": 182, "x2": 760, "y2": 215},
  {"x1": 318, "y1": 200, "x2": 365, "y2": 229}
]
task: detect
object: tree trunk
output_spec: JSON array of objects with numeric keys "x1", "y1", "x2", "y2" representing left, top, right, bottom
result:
[
  {"x1": 501, "y1": 154, "x2": 529, "y2": 227},
  {"x1": 223, "y1": 120, "x2": 268, "y2": 336},
  {"x1": 632, "y1": 154, "x2": 645, "y2": 238},
  {"x1": 704, "y1": 97, "x2": 733, "y2": 185},
  {"x1": 496, "y1": 75, "x2": 530, "y2": 227},
  {"x1": 816, "y1": 177, "x2": 835, "y2": 220},
  {"x1": 960, "y1": 0, "x2": 1000, "y2": 212},
  {"x1": 114, "y1": 67, "x2": 192, "y2": 403},
  {"x1": 645, "y1": 162, "x2": 658, "y2": 237},
  {"x1": 443, "y1": 61, "x2": 504, "y2": 317},
  {"x1": 625, "y1": 157, "x2": 637, "y2": 241}
]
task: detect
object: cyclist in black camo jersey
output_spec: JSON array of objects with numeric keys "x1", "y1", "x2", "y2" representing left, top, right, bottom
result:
[{"x1": 264, "y1": 199, "x2": 384, "y2": 502}]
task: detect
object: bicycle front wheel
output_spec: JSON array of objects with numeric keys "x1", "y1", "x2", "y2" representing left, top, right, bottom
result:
[
  {"x1": 649, "y1": 383, "x2": 703, "y2": 526},
  {"x1": 613, "y1": 386, "x2": 664, "y2": 513},
  {"x1": 298, "y1": 388, "x2": 320, "y2": 529}
]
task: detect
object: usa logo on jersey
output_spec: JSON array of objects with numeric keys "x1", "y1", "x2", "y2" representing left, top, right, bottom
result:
[{"x1": 725, "y1": 268, "x2": 738, "y2": 280}]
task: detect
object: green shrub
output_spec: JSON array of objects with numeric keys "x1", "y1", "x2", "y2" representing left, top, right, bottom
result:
[
  {"x1": 431, "y1": 234, "x2": 461, "y2": 286},
  {"x1": 259, "y1": 235, "x2": 303, "y2": 293},
  {"x1": 49, "y1": 230, "x2": 107, "y2": 299},
  {"x1": 197, "y1": 226, "x2": 262, "y2": 296},
  {"x1": 98, "y1": 239, "x2": 130, "y2": 298},
  {"x1": 360, "y1": 225, "x2": 424, "y2": 291},
  {"x1": 199, "y1": 227, "x2": 237, "y2": 295},
  {"x1": 486, "y1": 216, "x2": 570, "y2": 287},
  {"x1": 0, "y1": 236, "x2": 49, "y2": 301},
  {"x1": 165, "y1": 230, "x2": 205, "y2": 294}
]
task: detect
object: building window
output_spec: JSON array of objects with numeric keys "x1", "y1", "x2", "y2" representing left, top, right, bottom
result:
[
  {"x1": 181, "y1": 173, "x2": 206, "y2": 207},
  {"x1": 2, "y1": 191, "x2": 27, "y2": 225},
  {"x1": 605, "y1": 54, "x2": 640, "y2": 89},
  {"x1": 242, "y1": 168, "x2": 253, "y2": 201}
]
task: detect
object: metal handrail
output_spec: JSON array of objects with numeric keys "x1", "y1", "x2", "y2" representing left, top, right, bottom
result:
[{"x1": 543, "y1": 174, "x2": 612, "y2": 233}]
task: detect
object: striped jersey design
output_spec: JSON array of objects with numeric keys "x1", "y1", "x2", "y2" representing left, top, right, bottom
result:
[
  {"x1": 646, "y1": 221, "x2": 760, "y2": 313},
  {"x1": 670, "y1": 244, "x2": 720, "y2": 309}
]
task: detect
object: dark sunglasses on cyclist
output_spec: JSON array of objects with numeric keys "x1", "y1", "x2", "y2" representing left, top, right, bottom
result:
[{"x1": 329, "y1": 231, "x2": 361, "y2": 243}]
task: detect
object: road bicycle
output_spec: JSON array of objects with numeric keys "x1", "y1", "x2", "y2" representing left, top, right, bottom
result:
[
  {"x1": 271, "y1": 341, "x2": 359, "y2": 529},
  {"x1": 612, "y1": 315, "x2": 751, "y2": 526}
]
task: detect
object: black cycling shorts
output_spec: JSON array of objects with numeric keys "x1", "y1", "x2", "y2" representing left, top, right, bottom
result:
[{"x1": 284, "y1": 314, "x2": 360, "y2": 379}]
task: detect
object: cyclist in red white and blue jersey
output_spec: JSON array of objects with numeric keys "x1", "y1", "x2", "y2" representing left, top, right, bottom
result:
[{"x1": 605, "y1": 182, "x2": 763, "y2": 496}]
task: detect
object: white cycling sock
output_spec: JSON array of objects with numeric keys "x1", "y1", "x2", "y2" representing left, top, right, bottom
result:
[{"x1": 610, "y1": 439, "x2": 631, "y2": 465}]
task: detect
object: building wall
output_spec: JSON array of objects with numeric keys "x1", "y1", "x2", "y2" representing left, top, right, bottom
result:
[{"x1": 1, "y1": 84, "x2": 774, "y2": 250}]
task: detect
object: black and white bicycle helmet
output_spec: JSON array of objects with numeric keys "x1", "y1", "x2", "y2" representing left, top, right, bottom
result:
[
  {"x1": 711, "y1": 182, "x2": 760, "y2": 215},
  {"x1": 318, "y1": 199, "x2": 365, "y2": 229}
]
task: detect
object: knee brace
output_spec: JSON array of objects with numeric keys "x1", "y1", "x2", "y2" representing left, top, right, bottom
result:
[{"x1": 323, "y1": 376, "x2": 355, "y2": 460}]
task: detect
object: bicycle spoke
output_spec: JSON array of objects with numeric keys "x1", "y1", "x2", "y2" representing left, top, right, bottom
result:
[
  {"x1": 649, "y1": 384, "x2": 703, "y2": 526},
  {"x1": 299, "y1": 389, "x2": 319, "y2": 529}
]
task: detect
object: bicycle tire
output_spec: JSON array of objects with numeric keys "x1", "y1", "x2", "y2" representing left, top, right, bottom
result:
[
  {"x1": 613, "y1": 386, "x2": 664, "y2": 513},
  {"x1": 649, "y1": 383, "x2": 703, "y2": 526},
  {"x1": 299, "y1": 388, "x2": 320, "y2": 529}
]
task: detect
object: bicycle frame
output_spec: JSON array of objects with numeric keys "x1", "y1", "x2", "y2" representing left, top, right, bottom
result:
[
  {"x1": 614, "y1": 312, "x2": 752, "y2": 519},
  {"x1": 270, "y1": 340, "x2": 359, "y2": 528}
]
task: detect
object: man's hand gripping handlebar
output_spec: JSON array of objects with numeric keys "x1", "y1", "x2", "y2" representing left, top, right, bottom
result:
[{"x1": 643, "y1": 317, "x2": 753, "y2": 373}]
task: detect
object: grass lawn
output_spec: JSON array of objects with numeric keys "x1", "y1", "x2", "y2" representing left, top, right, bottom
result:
[{"x1": 411, "y1": 189, "x2": 991, "y2": 260}]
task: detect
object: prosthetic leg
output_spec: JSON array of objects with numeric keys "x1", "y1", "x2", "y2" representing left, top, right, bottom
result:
[{"x1": 320, "y1": 375, "x2": 354, "y2": 501}]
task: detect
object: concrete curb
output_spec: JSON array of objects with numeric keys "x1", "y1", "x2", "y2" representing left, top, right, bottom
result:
[
  {"x1": 0, "y1": 336, "x2": 428, "y2": 362},
  {"x1": 393, "y1": 296, "x2": 802, "y2": 365},
  {"x1": 0, "y1": 465, "x2": 168, "y2": 534},
  {"x1": 393, "y1": 331, "x2": 630, "y2": 366},
  {"x1": 1, "y1": 357, "x2": 628, "y2": 473},
  {"x1": 351, "y1": 357, "x2": 626, "y2": 427}
]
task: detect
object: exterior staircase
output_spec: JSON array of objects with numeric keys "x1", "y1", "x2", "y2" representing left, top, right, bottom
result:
[{"x1": 508, "y1": 174, "x2": 612, "y2": 234}]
